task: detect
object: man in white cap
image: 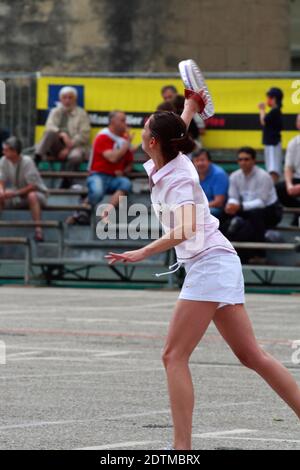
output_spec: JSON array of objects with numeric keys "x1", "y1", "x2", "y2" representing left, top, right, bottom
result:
[{"x1": 35, "y1": 86, "x2": 91, "y2": 175}]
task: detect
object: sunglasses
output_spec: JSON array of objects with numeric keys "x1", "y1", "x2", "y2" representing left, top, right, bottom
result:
[{"x1": 238, "y1": 157, "x2": 251, "y2": 162}]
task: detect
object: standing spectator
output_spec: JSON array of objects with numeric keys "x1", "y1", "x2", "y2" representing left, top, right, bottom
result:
[
  {"x1": 0, "y1": 137, "x2": 48, "y2": 241},
  {"x1": 35, "y1": 86, "x2": 91, "y2": 172},
  {"x1": 258, "y1": 87, "x2": 284, "y2": 183},
  {"x1": 223, "y1": 147, "x2": 282, "y2": 262},
  {"x1": 192, "y1": 148, "x2": 228, "y2": 218},
  {"x1": 276, "y1": 113, "x2": 300, "y2": 225}
]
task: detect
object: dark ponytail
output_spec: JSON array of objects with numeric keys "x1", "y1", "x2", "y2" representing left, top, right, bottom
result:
[{"x1": 149, "y1": 111, "x2": 195, "y2": 162}]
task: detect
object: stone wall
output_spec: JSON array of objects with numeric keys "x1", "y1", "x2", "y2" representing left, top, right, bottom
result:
[{"x1": 0, "y1": 0, "x2": 291, "y2": 73}]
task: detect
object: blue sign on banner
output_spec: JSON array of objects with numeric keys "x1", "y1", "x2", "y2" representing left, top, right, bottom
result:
[{"x1": 48, "y1": 85, "x2": 84, "y2": 109}]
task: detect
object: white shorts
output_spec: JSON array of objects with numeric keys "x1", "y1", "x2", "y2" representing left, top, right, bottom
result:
[
  {"x1": 264, "y1": 144, "x2": 283, "y2": 176},
  {"x1": 178, "y1": 251, "x2": 245, "y2": 308}
]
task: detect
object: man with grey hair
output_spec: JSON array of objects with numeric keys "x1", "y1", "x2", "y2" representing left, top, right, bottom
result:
[
  {"x1": 35, "y1": 86, "x2": 91, "y2": 174},
  {"x1": 0, "y1": 137, "x2": 48, "y2": 241}
]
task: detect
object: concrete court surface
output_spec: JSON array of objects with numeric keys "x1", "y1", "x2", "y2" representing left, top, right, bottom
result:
[{"x1": 0, "y1": 286, "x2": 299, "y2": 450}]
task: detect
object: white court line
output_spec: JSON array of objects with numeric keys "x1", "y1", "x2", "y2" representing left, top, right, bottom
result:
[
  {"x1": 0, "y1": 419, "x2": 91, "y2": 431},
  {"x1": 67, "y1": 318, "x2": 169, "y2": 326},
  {"x1": 8, "y1": 357, "x2": 107, "y2": 363},
  {"x1": 78, "y1": 440, "x2": 161, "y2": 450},
  {"x1": 0, "y1": 302, "x2": 174, "y2": 316},
  {"x1": 0, "y1": 367, "x2": 164, "y2": 381},
  {"x1": 0, "y1": 410, "x2": 260, "y2": 433},
  {"x1": 93, "y1": 351, "x2": 141, "y2": 357},
  {"x1": 8, "y1": 355, "x2": 139, "y2": 363},
  {"x1": 7, "y1": 350, "x2": 151, "y2": 363},
  {"x1": 0, "y1": 360, "x2": 274, "y2": 377},
  {"x1": 8, "y1": 350, "x2": 138, "y2": 362},
  {"x1": 4, "y1": 348, "x2": 299, "y2": 371},
  {"x1": 0, "y1": 411, "x2": 172, "y2": 431},
  {"x1": 128, "y1": 320, "x2": 169, "y2": 326},
  {"x1": 6, "y1": 351, "x2": 41, "y2": 358},
  {"x1": 0, "y1": 317, "x2": 168, "y2": 326},
  {"x1": 3, "y1": 317, "x2": 119, "y2": 323},
  {"x1": 78, "y1": 431, "x2": 300, "y2": 450},
  {"x1": 193, "y1": 429, "x2": 256, "y2": 438},
  {"x1": 1, "y1": 346, "x2": 296, "y2": 371},
  {"x1": 0, "y1": 402, "x2": 262, "y2": 432},
  {"x1": 77, "y1": 429, "x2": 256, "y2": 450},
  {"x1": 67, "y1": 318, "x2": 119, "y2": 323},
  {"x1": 6, "y1": 345, "x2": 144, "y2": 354},
  {"x1": 201, "y1": 436, "x2": 300, "y2": 444}
]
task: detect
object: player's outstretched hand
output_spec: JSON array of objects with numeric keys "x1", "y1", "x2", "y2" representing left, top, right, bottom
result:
[{"x1": 105, "y1": 248, "x2": 147, "y2": 265}]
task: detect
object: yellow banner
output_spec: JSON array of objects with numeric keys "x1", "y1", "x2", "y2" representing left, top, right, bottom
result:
[{"x1": 35, "y1": 76, "x2": 300, "y2": 150}]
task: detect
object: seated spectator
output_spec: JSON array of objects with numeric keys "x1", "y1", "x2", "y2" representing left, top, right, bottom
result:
[
  {"x1": 223, "y1": 146, "x2": 282, "y2": 262},
  {"x1": 276, "y1": 113, "x2": 300, "y2": 226},
  {"x1": 67, "y1": 110, "x2": 134, "y2": 225},
  {"x1": 0, "y1": 137, "x2": 48, "y2": 241},
  {"x1": 192, "y1": 148, "x2": 228, "y2": 219},
  {"x1": 35, "y1": 86, "x2": 91, "y2": 175}
]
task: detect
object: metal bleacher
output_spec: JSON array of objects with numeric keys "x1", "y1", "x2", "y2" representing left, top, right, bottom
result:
[
  {"x1": 0, "y1": 154, "x2": 172, "y2": 286},
  {"x1": 0, "y1": 150, "x2": 300, "y2": 289}
]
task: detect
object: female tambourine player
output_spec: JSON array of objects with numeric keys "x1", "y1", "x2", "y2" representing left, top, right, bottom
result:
[{"x1": 105, "y1": 60, "x2": 300, "y2": 450}]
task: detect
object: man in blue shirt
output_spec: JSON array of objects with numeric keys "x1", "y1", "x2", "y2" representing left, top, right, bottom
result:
[{"x1": 192, "y1": 148, "x2": 229, "y2": 218}]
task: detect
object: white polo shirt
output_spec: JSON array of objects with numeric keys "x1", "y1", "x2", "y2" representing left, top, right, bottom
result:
[{"x1": 143, "y1": 153, "x2": 236, "y2": 263}]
